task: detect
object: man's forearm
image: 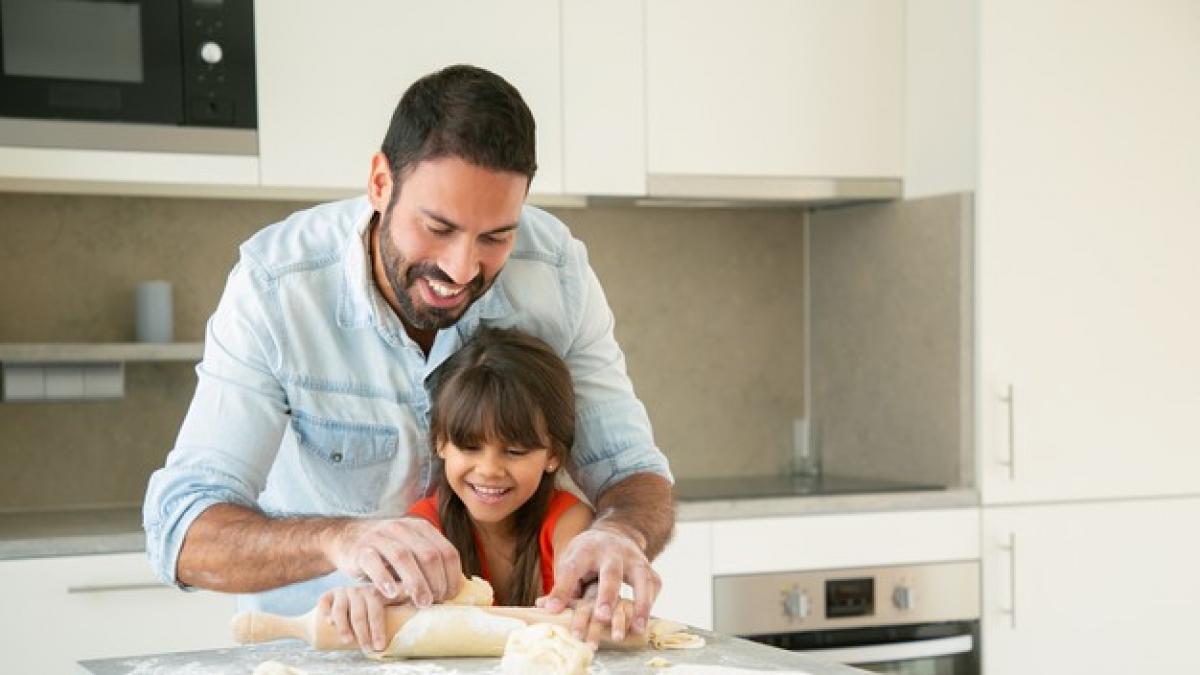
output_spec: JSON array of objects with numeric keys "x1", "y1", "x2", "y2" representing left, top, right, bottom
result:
[
  {"x1": 176, "y1": 503, "x2": 349, "y2": 592},
  {"x1": 592, "y1": 473, "x2": 675, "y2": 560}
]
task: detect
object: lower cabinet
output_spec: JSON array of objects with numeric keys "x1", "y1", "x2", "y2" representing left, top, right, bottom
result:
[
  {"x1": 0, "y1": 552, "x2": 235, "y2": 674},
  {"x1": 651, "y1": 520, "x2": 714, "y2": 630},
  {"x1": 982, "y1": 497, "x2": 1200, "y2": 674}
]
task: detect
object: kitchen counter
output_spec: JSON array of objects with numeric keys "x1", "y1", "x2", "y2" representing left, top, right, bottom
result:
[
  {"x1": 0, "y1": 505, "x2": 143, "y2": 560},
  {"x1": 1, "y1": 488, "x2": 978, "y2": 560},
  {"x1": 676, "y1": 487, "x2": 978, "y2": 522},
  {"x1": 78, "y1": 629, "x2": 870, "y2": 674}
]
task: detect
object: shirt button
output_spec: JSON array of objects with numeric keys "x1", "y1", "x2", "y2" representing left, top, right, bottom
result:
[{"x1": 331, "y1": 452, "x2": 343, "y2": 463}]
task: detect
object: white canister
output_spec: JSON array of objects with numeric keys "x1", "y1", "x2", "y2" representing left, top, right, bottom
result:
[{"x1": 135, "y1": 280, "x2": 174, "y2": 343}]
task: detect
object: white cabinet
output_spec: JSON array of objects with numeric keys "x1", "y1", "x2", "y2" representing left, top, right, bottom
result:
[
  {"x1": 0, "y1": 552, "x2": 235, "y2": 674},
  {"x1": 254, "y1": 0, "x2": 563, "y2": 196},
  {"x1": 645, "y1": 0, "x2": 903, "y2": 180},
  {"x1": 561, "y1": 0, "x2": 645, "y2": 196},
  {"x1": 982, "y1": 498, "x2": 1200, "y2": 674},
  {"x1": 976, "y1": 0, "x2": 1200, "y2": 505},
  {"x1": 710, "y1": 509, "x2": 979, "y2": 576},
  {"x1": 0, "y1": 147, "x2": 259, "y2": 196},
  {"x1": 652, "y1": 520, "x2": 713, "y2": 630}
]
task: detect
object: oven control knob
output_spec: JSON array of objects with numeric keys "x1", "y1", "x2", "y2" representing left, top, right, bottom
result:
[
  {"x1": 199, "y1": 41, "x2": 224, "y2": 65},
  {"x1": 780, "y1": 587, "x2": 810, "y2": 621},
  {"x1": 893, "y1": 585, "x2": 917, "y2": 611}
]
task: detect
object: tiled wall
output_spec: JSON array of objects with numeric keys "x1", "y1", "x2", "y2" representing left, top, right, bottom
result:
[
  {"x1": 0, "y1": 193, "x2": 807, "y2": 510},
  {"x1": 809, "y1": 193, "x2": 974, "y2": 489}
]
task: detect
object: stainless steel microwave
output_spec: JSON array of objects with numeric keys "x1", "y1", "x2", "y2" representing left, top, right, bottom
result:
[{"x1": 0, "y1": 0, "x2": 256, "y2": 154}]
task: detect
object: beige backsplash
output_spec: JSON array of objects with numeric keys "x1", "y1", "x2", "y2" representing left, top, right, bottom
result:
[{"x1": 0, "y1": 193, "x2": 806, "y2": 510}]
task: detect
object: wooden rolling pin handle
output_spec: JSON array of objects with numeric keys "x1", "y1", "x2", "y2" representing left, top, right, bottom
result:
[{"x1": 232, "y1": 606, "x2": 416, "y2": 651}]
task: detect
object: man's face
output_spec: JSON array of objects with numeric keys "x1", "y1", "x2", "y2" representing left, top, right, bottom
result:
[{"x1": 372, "y1": 155, "x2": 527, "y2": 333}]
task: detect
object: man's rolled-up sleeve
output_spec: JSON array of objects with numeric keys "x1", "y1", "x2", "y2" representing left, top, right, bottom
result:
[
  {"x1": 142, "y1": 258, "x2": 290, "y2": 588},
  {"x1": 562, "y1": 241, "x2": 673, "y2": 503}
]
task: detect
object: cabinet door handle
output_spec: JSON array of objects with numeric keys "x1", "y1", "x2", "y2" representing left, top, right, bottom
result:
[
  {"x1": 998, "y1": 384, "x2": 1016, "y2": 480},
  {"x1": 999, "y1": 533, "x2": 1017, "y2": 629},
  {"x1": 67, "y1": 582, "x2": 166, "y2": 594}
]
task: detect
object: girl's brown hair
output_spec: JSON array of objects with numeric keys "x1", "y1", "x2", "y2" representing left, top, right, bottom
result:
[{"x1": 428, "y1": 327, "x2": 575, "y2": 605}]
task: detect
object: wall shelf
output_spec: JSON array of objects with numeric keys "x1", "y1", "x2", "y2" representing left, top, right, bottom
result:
[{"x1": 0, "y1": 343, "x2": 203, "y2": 364}]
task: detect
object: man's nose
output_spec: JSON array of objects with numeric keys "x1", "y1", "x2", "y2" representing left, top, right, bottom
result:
[{"x1": 441, "y1": 239, "x2": 479, "y2": 285}]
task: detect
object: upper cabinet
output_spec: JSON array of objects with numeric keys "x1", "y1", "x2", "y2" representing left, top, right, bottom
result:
[
  {"x1": 644, "y1": 0, "x2": 903, "y2": 199},
  {"x1": 0, "y1": 1, "x2": 905, "y2": 201},
  {"x1": 977, "y1": 0, "x2": 1200, "y2": 504},
  {"x1": 254, "y1": 0, "x2": 563, "y2": 196},
  {"x1": 561, "y1": 0, "x2": 646, "y2": 196}
]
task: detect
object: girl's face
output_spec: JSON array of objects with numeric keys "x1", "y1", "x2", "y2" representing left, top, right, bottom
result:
[{"x1": 438, "y1": 439, "x2": 558, "y2": 527}]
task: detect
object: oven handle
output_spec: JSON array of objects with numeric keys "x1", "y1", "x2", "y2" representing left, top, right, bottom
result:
[{"x1": 801, "y1": 634, "x2": 974, "y2": 665}]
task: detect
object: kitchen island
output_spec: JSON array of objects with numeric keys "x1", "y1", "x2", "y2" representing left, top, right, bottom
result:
[{"x1": 79, "y1": 628, "x2": 869, "y2": 674}]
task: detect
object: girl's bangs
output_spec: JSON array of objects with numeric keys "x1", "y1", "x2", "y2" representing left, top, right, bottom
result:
[{"x1": 440, "y1": 370, "x2": 550, "y2": 450}]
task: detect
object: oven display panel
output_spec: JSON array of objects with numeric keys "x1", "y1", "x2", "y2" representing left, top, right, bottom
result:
[{"x1": 826, "y1": 577, "x2": 875, "y2": 618}]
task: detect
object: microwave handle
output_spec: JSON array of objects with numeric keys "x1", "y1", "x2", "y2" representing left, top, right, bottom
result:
[{"x1": 802, "y1": 634, "x2": 974, "y2": 665}]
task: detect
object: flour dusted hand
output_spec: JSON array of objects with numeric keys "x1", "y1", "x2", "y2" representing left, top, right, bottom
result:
[{"x1": 324, "y1": 516, "x2": 464, "y2": 608}]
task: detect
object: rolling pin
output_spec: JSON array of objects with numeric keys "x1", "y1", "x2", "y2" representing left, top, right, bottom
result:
[{"x1": 231, "y1": 604, "x2": 650, "y2": 652}]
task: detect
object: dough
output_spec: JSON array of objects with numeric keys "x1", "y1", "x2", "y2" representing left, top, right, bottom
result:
[
  {"x1": 251, "y1": 661, "x2": 309, "y2": 675},
  {"x1": 649, "y1": 619, "x2": 707, "y2": 650},
  {"x1": 446, "y1": 574, "x2": 494, "y2": 606},
  {"x1": 369, "y1": 606, "x2": 525, "y2": 659},
  {"x1": 646, "y1": 655, "x2": 673, "y2": 667},
  {"x1": 500, "y1": 622, "x2": 594, "y2": 675}
]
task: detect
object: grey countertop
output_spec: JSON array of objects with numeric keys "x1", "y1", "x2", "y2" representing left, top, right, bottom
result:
[
  {"x1": 78, "y1": 629, "x2": 869, "y2": 674},
  {"x1": 1, "y1": 488, "x2": 979, "y2": 561}
]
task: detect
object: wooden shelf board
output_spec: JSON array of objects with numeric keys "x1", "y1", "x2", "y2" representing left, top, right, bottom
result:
[{"x1": 0, "y1": 342, "x2": 203, "y2": 363}]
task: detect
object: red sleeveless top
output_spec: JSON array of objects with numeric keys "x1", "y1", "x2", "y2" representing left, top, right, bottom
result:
[{"x1": 407, "y1": 489, "x2": 581, "y2": 597}]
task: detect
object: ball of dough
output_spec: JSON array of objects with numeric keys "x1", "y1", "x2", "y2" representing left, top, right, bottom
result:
[
  {"x1": 447, "y1": 575, "x2": 494, "y2": 606},
  {"x1": 500, "y1": 622, "x2": 593, "y2": 675}
]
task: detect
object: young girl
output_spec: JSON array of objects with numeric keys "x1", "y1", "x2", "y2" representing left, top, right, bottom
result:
[{"x1": 320, "y1": 327, "x2": 611, "y2": 652}]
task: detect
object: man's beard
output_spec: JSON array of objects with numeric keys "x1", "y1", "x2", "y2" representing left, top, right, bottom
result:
[{"x1": 377, "y1": 205, "x2": 491, "y2": 332}]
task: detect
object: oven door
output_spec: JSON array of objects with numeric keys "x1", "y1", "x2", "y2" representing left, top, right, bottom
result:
[
  {"x1": 749, "y1": 621, "x2": 979, "y2": 675},
  {"x1": 0, "y1": 0, "x2": 183, "y2": 124}
]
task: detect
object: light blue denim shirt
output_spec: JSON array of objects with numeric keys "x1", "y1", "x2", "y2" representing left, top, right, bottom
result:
[{"x1": 143, "y1": 196, "x2": 672, "y2": 615}]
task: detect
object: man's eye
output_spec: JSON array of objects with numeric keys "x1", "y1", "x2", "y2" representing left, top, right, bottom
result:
[
  {"x1": 481, "y1": 233, "x2": 510, "y2": 245},
  {"x1": 427, "y1": 224, "x2": 453, "y2": 237}
]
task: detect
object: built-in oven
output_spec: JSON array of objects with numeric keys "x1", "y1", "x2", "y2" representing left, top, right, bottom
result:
[
  {"x1": 0, "y1": 0, "x2": 256, "y2": 154},
  {"x1": 715, "y1": 561, "x2": 980, "y2": 675}
]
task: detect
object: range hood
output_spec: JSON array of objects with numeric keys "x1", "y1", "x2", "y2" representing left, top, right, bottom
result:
[{"x1": 636, "y1": 173, "x2": 902, "y2": 207}]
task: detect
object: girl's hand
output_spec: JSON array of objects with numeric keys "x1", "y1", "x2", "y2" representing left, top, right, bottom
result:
[
  {"x1": 568, "y1": 588, "x2": 635, "y2": 648},
  {"x1": 317, "y1": 584, "x2": 408, "y2": 653}
]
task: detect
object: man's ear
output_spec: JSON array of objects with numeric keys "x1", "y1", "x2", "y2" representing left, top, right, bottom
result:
[{"x1": 367, "y1": 151, "x2": 394, "y2": 213}]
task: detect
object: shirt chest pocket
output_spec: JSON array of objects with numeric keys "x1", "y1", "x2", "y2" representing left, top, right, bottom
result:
[{"x1": 290, "y1": 411, "x2": 400, "y2": 514}]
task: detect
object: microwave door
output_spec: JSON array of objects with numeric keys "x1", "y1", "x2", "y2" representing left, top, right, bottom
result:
[{"x1": 0, "y1": 0, "x2": 183, "y2": 125}]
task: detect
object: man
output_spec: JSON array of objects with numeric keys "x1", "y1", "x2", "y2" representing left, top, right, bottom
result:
[{"x1": 143, "y1": 65, "x2": 674, "y2": 643}]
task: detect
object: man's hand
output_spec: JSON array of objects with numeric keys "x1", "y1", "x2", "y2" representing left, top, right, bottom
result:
[
  {"x1": 536, "y1": 524, "x2": 662, "y2": 643},
  {"x1": 325, "y1": 517, "x2": 464, "y2": 607}
]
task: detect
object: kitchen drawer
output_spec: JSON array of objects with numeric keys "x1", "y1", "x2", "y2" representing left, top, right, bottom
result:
[
  {"x1": 711, "y1": 508, "x2": 980, "y2": 576},
  {"x1": 0, "y1": 552, "x2": 235, "y2": 675}
]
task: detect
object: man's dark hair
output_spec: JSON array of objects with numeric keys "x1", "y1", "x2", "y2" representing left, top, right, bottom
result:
[{"x1": 380, "y1": 64, "x2": 537, "y2": 184}]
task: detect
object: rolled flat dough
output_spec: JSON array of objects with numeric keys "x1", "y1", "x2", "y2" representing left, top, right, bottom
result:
[
  {"x1": 500, "y1": 622, "x2": 593, "y2": 675},
  {"x1": 372, "y1": 605, "x2": 527, "y2": 659},
  {"x1": 369, "y1": 575, "x2": 510, "y2": 659}
]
